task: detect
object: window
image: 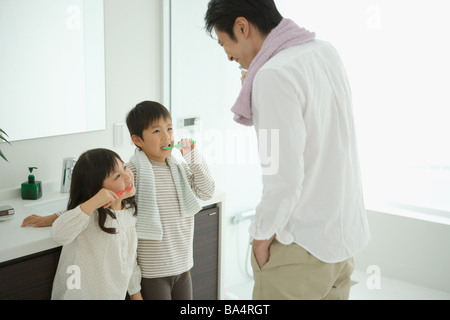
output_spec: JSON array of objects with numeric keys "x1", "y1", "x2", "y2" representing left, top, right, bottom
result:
[{"x1": 276, "y1": 0, "x2": 450, "y2": 215}]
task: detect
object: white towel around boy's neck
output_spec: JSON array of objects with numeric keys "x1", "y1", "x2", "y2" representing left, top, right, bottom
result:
[{"x1": 129, "y1": 148, "x2": 202, "y2": 241}]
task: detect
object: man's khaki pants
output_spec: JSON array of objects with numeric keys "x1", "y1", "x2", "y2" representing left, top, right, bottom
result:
[{"x1": 251, "y1": 240, "x2": 354, "y2": 300}]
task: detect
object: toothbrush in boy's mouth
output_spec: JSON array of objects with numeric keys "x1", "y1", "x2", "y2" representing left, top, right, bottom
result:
[{"x1": 164, "y1": 141, "x2": 196, "y2": 151}]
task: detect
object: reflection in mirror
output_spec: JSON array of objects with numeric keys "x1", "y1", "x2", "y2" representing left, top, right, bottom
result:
[{"x1": 0, "y1": 0, "x2": 106, "y2": 142}]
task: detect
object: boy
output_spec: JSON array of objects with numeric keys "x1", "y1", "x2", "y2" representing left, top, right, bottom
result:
[{"x1": 126, "y1": 101, "x2": 215, "y2": 300}]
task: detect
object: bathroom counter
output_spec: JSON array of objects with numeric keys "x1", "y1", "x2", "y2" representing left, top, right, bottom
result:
[
  {"x1": 0, "y1": 187, "x2": 226, "y2": 265},
  {"x1": 0, "y1": 189, "x2": 69, "y2": 264}
]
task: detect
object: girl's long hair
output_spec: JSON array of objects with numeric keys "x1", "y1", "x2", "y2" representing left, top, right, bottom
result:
[{"x1": 67, "y1": 149, "x2": 137, "y2": 234}]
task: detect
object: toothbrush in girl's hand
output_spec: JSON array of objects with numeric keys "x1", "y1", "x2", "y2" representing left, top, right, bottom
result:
[
  {"x1": 164, "y1": 141, "x2": 196, "y2": 151},
  {"x1": 103, "y1": 185, "x2": 134, "y2": 208},
  {"x1": 239, "y1": 66, "x2": 248, "y2": 74},
  {"x1": 116, "y1": 185, "x2": 134, "y2": 197}
]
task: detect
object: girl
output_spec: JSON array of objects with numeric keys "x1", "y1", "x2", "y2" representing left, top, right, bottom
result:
[{"x1": 50, "y1": 149, "x2": 142, "y2": 300}]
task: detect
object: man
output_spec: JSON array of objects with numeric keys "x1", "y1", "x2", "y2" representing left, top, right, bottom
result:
[{"x1": 205, "y1": 0, "x2": 370, "y2": 300}]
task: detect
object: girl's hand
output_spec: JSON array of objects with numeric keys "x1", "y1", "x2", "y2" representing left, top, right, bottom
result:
[
  {"x1": 129, "y1": 291, "x2": 143, "y2": 300},
  {"x1": 177, "y1": 138, "x2": 195, "y2": 156},
  {"x1": 21, "y1": 214, "x2": 58, "y2": 228},
  {"x1": 80, "y1": 188, "x2": 119, "y2": 216}
]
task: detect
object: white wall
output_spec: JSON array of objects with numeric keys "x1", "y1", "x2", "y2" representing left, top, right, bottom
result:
[{"x1": 0, "y1": 0, "x2": 162, "y2": 192}]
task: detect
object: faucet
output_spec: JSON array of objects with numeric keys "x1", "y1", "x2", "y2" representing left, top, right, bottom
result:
[{"x1": 60, "y1": 157, "x2": 76, "y2": 193}]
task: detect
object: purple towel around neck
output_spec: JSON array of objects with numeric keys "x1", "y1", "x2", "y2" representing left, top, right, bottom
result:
[{"x1": 231, "y1": 19, "x2": 316, "y2": 126}]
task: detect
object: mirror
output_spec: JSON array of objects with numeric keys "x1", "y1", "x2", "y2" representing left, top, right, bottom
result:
[{"x1": 0, "y1": 0, "x2": 106, "y2": 142}]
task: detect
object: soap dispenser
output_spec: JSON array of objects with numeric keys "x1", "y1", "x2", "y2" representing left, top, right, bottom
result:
[{"x1": 21, "y1": 167, "x2": 43, "y2": 200}]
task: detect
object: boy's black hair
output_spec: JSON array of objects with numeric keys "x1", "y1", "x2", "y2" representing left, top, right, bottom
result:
[
  {"x1": 204, "y1": 0, "x2": 283, "y2": 40},
  {"x1": 126, "y1": 101, "x2": 172, "y2": 144}
]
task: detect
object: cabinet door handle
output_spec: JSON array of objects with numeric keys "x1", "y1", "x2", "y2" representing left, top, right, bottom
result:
[{"x1": 209, "y1": 212, "x2": 217, "y2": 216}]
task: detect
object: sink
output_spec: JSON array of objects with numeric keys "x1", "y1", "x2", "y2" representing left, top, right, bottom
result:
[{"x1": 26, "y1": 198, "x2": 68, "y2": 215}]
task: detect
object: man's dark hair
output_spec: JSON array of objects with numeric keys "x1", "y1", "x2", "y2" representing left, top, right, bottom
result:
[{"x1": 204, "y1": 0, "x2": 283, "y2": 40}]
